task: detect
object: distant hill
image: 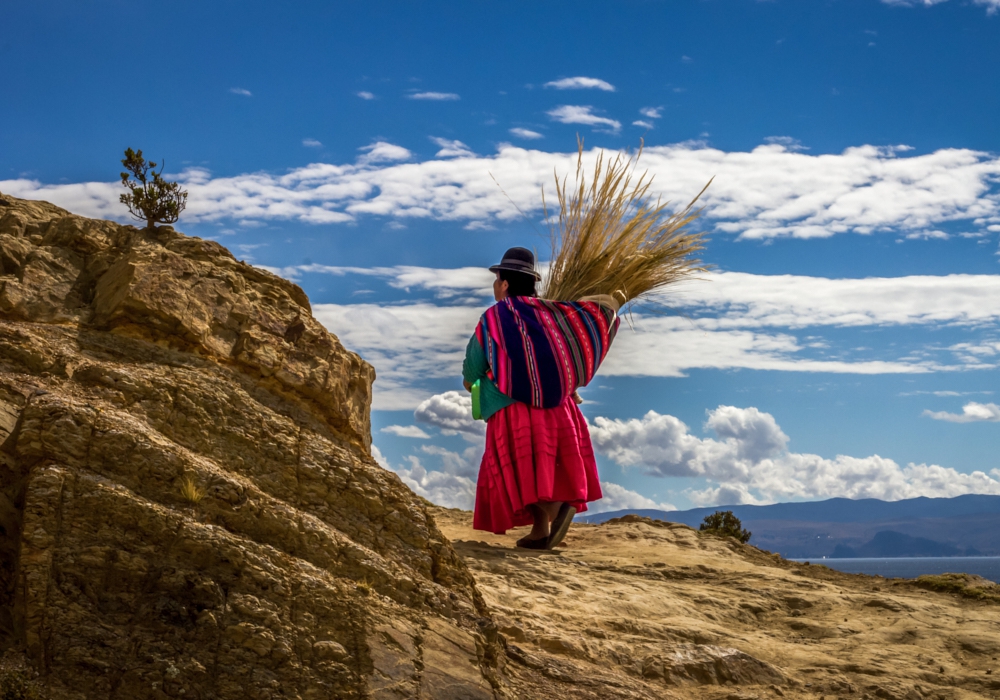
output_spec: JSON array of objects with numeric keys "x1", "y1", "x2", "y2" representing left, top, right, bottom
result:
[
  {"x1": 831, "y1": 531, "x2": 982, "y2": 558},
  {"x1": 580, "y1": 494, "x2": 1000, "y2": 558}
]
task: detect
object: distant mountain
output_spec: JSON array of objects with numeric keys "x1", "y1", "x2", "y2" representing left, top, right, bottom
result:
[
  {"x1": 831, "y1": 531, "x2": 982, "y2": 558},
  {"x1": 582, "y1": 494, "x2": 1000, "y2": 526},
  {"x1": 580, "y1": 494, "x2": 1000, "y2": 558}
]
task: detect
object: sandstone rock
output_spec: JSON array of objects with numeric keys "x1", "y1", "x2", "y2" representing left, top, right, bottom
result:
[{"x1": 0, "y1": 194, "x2": 506, "y2": 698}]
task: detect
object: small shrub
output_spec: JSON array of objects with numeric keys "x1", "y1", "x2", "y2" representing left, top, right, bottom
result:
[
  {"x1": 699, "y1": 510, "x2": 751, "y2": 544},
  {"x1": 179, "y1": 474, "x2": 205, "y2": 504},
  {"x1": 119, "y1": 148, "x2": 188, "y2": 229},
  {"x1": 0, "y1": 667, "x2": 40, "y2": 700}
]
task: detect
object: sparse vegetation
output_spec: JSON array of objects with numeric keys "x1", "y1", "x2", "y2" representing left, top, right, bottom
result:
[
  {"x1": 178, "y1": 474, "x2": 205, "y2": 504},
  {"x1": 699, "y1": 510, "x2": 751, "y2": 544},
  {"x1": 119, "y1": 148, "x2": 188, "y2": 229},
  {"x1": 912, "y1": 573, "x2": 1000, "y2": 602},
  {"x1": 0, "y1": 666, "x2": 41, "y2": 700}
]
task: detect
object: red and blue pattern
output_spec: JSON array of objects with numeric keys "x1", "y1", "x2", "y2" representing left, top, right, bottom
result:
[{"x1": 475, "y1": 297, "x2": 619, "y2": 408}]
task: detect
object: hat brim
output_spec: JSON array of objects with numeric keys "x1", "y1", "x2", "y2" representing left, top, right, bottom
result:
[{"x1": 489, "y1": 263, "x2": 542, "y2": 280}]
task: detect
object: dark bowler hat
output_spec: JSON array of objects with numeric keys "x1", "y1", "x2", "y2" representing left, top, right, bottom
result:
[{"x1": 489, "y1": 247, "x2": 541, "y2": 280}]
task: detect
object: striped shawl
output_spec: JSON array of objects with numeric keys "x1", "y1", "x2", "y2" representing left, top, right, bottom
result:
[{"x1": 475, "y1": 296, "x2": 619, "y2": 409}]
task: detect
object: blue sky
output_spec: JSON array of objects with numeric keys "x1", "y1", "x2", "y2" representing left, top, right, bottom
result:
[{"x1": 4, "y1": 0, "x2": 1000, "y2": 512}]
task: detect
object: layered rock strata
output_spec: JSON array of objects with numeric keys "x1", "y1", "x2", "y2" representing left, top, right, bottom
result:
[{"x1": 0, "y1": 194, "x2": 503, "y2": 699}]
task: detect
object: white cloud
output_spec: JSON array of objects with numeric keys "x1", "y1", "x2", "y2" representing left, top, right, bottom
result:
[
  {"x1": 904, "y1": 230, "x2": 949, "y2": 240},
  {"x1": 640, "y1": 107, "x2": 662, "y2": 119},
  {"x1": 509, "y1": 128, "x2": 544, "y2": 140},
  {"x1": 229, "y1": 87, "x2": 252, "y2": 96},
  {"x1": 392, "y1": 456, "x2": 477, "y2": 509},
  {"x1": 357, "y1": 91, "x2": 375, "y2": 100},
  {"x1": 923, "y1": 401, "x2": 1000, "y2": 423},
  {"x1": 419, "y1": 444, "x2": 481, "y2": 479},
  {"x1": 763, "y1": 136, "x2": 807, "y2": 151},
  {"x1": 546, "y1": 105, "x2": 621, "y2": 132},
  {"x1": 358, "y1": 141, "x2": 412, "y2": 164},
  {"x1": 302, "y1": 138, "x2": 323, "y2": 148},
  {"x1": 372, "y1": 444, "x2": 477, "y2": 509},
  {"x1": 314, "y1": 301, "x2": 943, "y2": 411},
  {"x1": 588, "y1": 482, "x2": 676, "y2": 513},
  {"x1": 430, "y1": 137, "x2": 474, "y2": 158},
  {"x1": 381, "y1": 424, "x2": 432, "y2": 438},
  {"x1": 544, "y1": 77, "x2": 616, "y2": 92},
  {"x1": 304, "y1": 268, "x2": 1000, "y2": 409},
  {"x1": 298, "y1": 264, "x2": 493, "y2": 298},
  {"x1": 288, "y1": 265, "x2": 1000, "y2": 332},
  {"x1": 882, "y1": 0, "x2": 999, "y2": 13},
  {"x1": 314, "y1": 303, "x2": 481, "y2": 410},
  {"x1": 590, "y1": 406, "x2": 1000, "y2": 505},
  {"x1": 409, "y1": 92, "x2": 460, "y2": 101},
  {"x1": 673, "y1": 272, "x2": 1000, "y2": 330},
  {"x1": 632, "y1": 120, "x2": 654, "y2": 129},
  {"x1": 414, "y1": 391, "x2": 486, "y2": 437},
  {"x1": 6, "y1": 142, "x2": 1000, "y2": 239}
]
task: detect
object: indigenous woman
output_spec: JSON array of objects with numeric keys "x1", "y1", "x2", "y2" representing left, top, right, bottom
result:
[{"x1": 462, "y1": 247, "x2": 620, "y2": 550}]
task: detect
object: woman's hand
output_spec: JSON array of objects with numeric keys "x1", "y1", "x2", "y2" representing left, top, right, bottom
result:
[
  {"x1": 572, "y1": 390, "x2": 583, "y2": 405},
  {"x1": 464, "y1": 380, "x2": 473, "y2": 392}
]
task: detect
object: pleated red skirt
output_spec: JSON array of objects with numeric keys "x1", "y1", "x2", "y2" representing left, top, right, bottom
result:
[{"x1": 473, "y1": 396, "x2": 603, "y2": 534}]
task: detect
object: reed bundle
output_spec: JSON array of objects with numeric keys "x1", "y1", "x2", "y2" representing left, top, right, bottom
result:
[{"x1": 540, "y1": 140, "x2": 709, "y2": 308}]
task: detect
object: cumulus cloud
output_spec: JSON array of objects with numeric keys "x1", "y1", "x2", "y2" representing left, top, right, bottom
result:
[
  {"x1": 381, "y1": 424, "x2": 431, "y2": 438},
  {"x1": 392, "y1": 455, "x2": 477, "y2": 509},
  {"x1": 640, "y1": 107, "x2": 663, "y2": 119},
  {"x1": 590, "y1": 406, "x2": 1000, "y2": 505},
  {"x1": 430, "y1": 137, "x2": 474, "y2": 158},
  {"x1": 372, "y1": 444, "x2": 478, "y2": 509},
  {"x1": 302, "y1": 138, "x2": 323, "y2": 148},
  {"x1": 229, "y1": 87, "x2": 252, "y2": 96},
  {"x1": 632, "y1": 120, "x2": 654, "y2": 129},
  {"x1": 544, "y1": 77, "x2": 616, "y2": 91},
  {"x1": 314, "y1": 304, "x2": 481, "y2": 410},
  {"x1": 546, "y1": 105, "x2": 621, "y2": 132},
  {"x1": 419, "y1": 444, "x2": 481, "y2": 479},
  {"x1": 357, "y1": 141, "x2": 412, "y2": 164},
  {"x1": 409, "y1": 91, "x2": 460, "y2": 100},
  {"x1": 509, "y1": 128, "x2": 544, "y2": 140},
  {"x1": 588, "y1": 482, "x2": 676, "y2": 513},
  {"x1": 6, "y1": 142, "x2": 1000, "y2": 239},
  {"x1": 356, "y1": 91, "x2": 375, "y2": 100},
  {"x1": 923, "y1": 401, "x2": 1000, "y2": 422},
  {"x1": 414, "y1": 391, "x2": 486, "y2": 437}
]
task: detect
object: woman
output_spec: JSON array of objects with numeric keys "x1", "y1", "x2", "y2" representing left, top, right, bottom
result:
[{"x1": 462, "y1": 247, "x2": 619, "y2": 550}]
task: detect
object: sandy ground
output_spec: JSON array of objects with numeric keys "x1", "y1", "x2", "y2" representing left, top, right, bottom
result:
[{"x1": 431, "y1": 508, "x2": 1000, "y2": 700}]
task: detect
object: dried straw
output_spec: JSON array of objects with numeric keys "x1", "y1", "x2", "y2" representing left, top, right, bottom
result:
[{"x1": 540, "y1": 139, "x2": 710, "y2": 307}]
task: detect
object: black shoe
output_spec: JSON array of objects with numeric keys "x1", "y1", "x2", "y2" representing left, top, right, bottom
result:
[
  {"x1": 546, "y1": 503, "x2": 576, "y2": 550},
  {"x1": 515, "y1": 535, "x2": 549, "y2": 550}
]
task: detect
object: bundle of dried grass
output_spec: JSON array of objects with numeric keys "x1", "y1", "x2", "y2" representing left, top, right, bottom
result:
[{"x1": 540, "y1": 140, "x2": 709, "y2": 308}]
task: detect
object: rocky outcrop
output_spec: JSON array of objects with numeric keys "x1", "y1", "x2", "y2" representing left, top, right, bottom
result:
[{"x1": 0, "y1": 194, "x2": 504, "y2": 699}]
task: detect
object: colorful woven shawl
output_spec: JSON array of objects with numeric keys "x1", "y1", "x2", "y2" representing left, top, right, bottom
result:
[{"x1": 475, "y1": 296, "x2": 619, "y2": 409}]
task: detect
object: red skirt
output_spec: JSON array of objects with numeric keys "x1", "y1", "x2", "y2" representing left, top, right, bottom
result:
[{"x1": 473, "y1": 396, "x2": 603, "y2": 534}]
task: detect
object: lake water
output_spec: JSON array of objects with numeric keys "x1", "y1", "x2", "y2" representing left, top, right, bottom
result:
[{"x1": 790, "y1": 556, "x2": 1000, "y2": 583}]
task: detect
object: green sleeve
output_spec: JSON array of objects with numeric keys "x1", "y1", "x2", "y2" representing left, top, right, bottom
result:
[
  {"x1": 463, "y1": 333, "x2": 488, "y2": 384},
  {"x1": 461, "y1": 332, "x2": 514, "y2": 421}
]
